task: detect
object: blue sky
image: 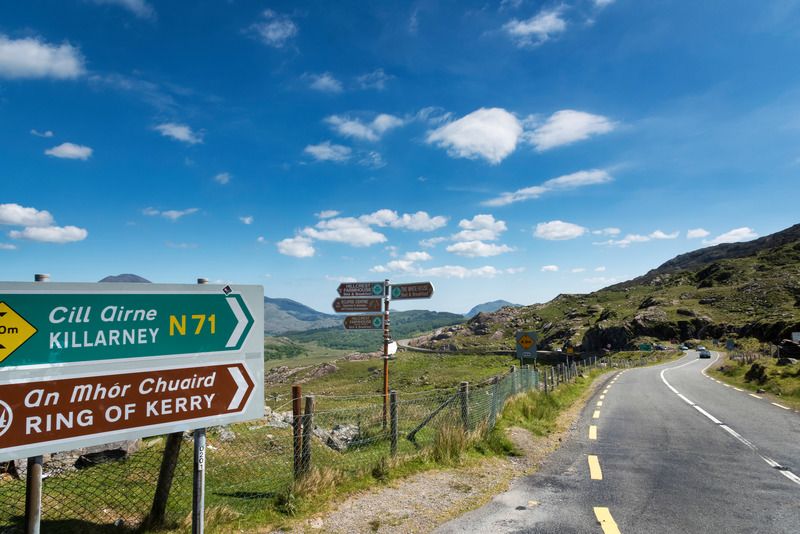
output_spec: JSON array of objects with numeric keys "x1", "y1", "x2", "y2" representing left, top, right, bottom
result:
[{"x1": 2, "y1": 0, "x2": 799, "y2": 313}]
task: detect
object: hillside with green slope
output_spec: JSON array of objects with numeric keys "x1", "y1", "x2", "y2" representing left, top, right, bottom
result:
[{"x1": 410, "y1": 224, "x2": 800, "y2": 353}]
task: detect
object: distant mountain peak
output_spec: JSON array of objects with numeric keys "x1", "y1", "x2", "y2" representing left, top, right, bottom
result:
[
  {"x1": 99, "y1": 274, "x2": 151, "y2": 283},
  {"x1": 465, "y1": 300, "x2": 522, "y2": 318}
]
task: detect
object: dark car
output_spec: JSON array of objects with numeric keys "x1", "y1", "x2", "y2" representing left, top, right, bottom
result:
[{"x1": 699, "y1": 350, "x2": 711, "y2": 359}]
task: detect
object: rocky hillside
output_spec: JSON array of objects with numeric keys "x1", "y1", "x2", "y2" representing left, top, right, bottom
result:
[
  {"x1": 410, "y1": 224, "x2": 800, "y2": 353},
  {"x1": 264, "y1": 297, "x2": 340, "y2": 335}
]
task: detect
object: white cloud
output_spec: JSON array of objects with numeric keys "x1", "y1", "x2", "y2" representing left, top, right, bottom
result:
[
  {"x1": 303, "y1": 217, "x2": 387, "y2": 247},
  {"x1": 592, "y1": 227, "x2": 621, "y2": 236},
  {"x1": 420, "y1": 236, "x2": 447, "y2": 248},
  {"x1": 325, "y1": 114, "x2": 404, "y2": 142},
  {"x1": 143, "y1": 207, "x2": 199, "y2": 221},
  {"x1": 165, "y1": 241, "x2": 197, "y2": 249},
  {"x1": 0, "y1": 35, "x2": 85, "y2": 80},
  {"x1": 92, "y1": 0, "x2": 155, "y2": 19},
  {"x1": 534, "y1": 220, "x2": 587, "y2": 240},
  {"x1": 307, "y1": 72, "x2": 342, "y2": 93},
  {"x1": 594, "y1": 0, "x2": 615, "y2": 7},
  {"x1": 0, "y1": 243, "x2": 16, "y2": 250},
  {"x1": 594, "y1": 234, "x2": 651, "y2": 248},
  {"x1": 687, "y1": 228, "x2": 710, "y2": 239},
  {"x1": 420, "y1": 265, "x2": 505, "y2": 279},
  {"x1": 527, "y1": 110, "x2": 616, "y2": 151},
  {"x1": 452, "y1": 214, "x2": 507, "y2": 241},
  {"x1": 503, "y1": 7, "x2": 567, "y2": 47},
  {"x1": 649, "y1": 230, "x2": 679, "y2": 240},
  {"x1": 359, "y1": 151, "x2": 386, "y2": 168},
  {"x1": 9, "y1": 225, "x2": 87, "y2": 243},
  {"x1": 45, "y1": 142, "x2": 92, "y2": 160},
  {"x1": 360, "y1": 209, "x2": 448, "y2": 231},
  {"x1": 571, "y1": 267, "x2": 586, "y2": 273},
  {"x1": 0, "y1": 204, "x2": 54, "y2": 226},
  {"x1": 256, "y1": 236, "x2": 266, "y2": 244},
  {"x1": 239, "y1": 216, "x2": 253, "y2": 225},
  {"x1": 154, "y1": 123, "x2": 203, "y2": 144},
  {"x1": 325, "y1": 275, "x2": 357, "y2": 283},
  {"x1": 30, "y1": 129, "x2": 53, "y2": 138},
  {"x1": 404, "y1": 251, "x2": 432, "y2": 261},
  {"x1": 484, "y1": 169, "x2": 612, "y2": 206},
  {"x1": 447, "y1": 240, "x2": 513, "y2": 257},
  {"x1": 357, "y1": 69, "x2": 392, "y2": 90},
  {"x1": 316, "y1": 210, "x2": 340, "y2": 219},
  {"x1": 426, "y1": 108, "x2": 522, "y2": 164},
  {"x1": 541, "y1": 264, "x2": 559, "y2": 272},
  {"x1": 251, "y1": 10, "x2": 297, "y2": 48},
  {"x1": 703, "y1": 227, "x2": 758, "y2": 246},
  {"x1": 595, "y1": 266, "x2": 606, "y2": 272},
  {"x1": 214, "y1": 172, "x2": 231, "y2": 185},
  {"x1": 304, "y1": 141, "x2": 351, "y2": 162},
  {"x1": 277, "y1": 236, "x2": 314, "y2": 257}
]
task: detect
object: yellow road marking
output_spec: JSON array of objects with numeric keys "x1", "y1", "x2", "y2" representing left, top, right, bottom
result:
[
  {"x1": 588, "y1": 455, "x2": 603, "y2": 480},
  {"x1": 594, "y1": 507, "x2": 621, "y2": 534},
  {"x1": 749, "y1": 393, "x2": 762, "y2": 399},
  {"x1": 593, "y1": 410, "x2": 601, "y2": 419},
  {"x1": 596, "y1": 401, "x2": 603, "y2": 407},
  {"x1": 589, "y1": 425, "x2": 597, "y2": 440},
  {"x1": 602, "y1": 389, "x2": 609, "y2": 394}
]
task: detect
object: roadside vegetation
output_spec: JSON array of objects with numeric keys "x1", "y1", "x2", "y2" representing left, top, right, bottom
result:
[{"x1": 708, "y1": 350, "x2": 800, "y2": 411}]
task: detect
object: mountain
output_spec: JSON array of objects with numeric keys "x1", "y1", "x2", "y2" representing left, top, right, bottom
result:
[
  {"x1": 409, "y1": 224, "x2": 800, "y2": 353},
  {"x1": 263, "y1": 297, "x2": 340, "y2": 335},
  {"x1": 465, "y1": 300, "x2": 522, "y2": 318},
  {"x1": 99, "y1": 274, "x2": 151, "y2": 283}
]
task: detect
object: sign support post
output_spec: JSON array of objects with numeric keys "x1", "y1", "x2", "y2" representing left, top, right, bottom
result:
[
  {"x1": 192, "y1": 277, "x2": 208, "y2": 534},
  {"x1": 383, "y1": 279, "x2": 390, "y2": 429}
]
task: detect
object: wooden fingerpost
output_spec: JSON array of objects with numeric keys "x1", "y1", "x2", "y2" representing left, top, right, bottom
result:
[
  {"x1": 292, "y1": 385, "x2": 303, "y2": 479},
  {"x1": 302, "y1": 395, "x2": 314, "y2": 475},
  {"x1": 389, "y1": 390, "x2": 398, "y2": 456},
  {"x1": 459, "y1": 381, "x2": 470, "y2": 431}
]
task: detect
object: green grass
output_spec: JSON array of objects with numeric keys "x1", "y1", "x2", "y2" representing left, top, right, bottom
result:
[{"x1": 708, "y1": 354, "x2": 800, "y2": 410}]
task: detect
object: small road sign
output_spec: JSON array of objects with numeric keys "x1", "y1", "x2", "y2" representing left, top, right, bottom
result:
[
  {"x1": 332, "y1": 298, "x2": 382, "y2": 313},
  {"x1": 343, "y1": 315, "x2": 384, "y2": 330},
  {"x1": 0, "y1": 363, "x2": 255, "y2": 460},
  {"x1": 515, "y1": 331, "x2": 538, "y2": 361},
  {"x1": 390, "y1": 282, "x2": 434, "y2": 300},
  {"x1": 792, "y1": 332, "x2": 800, "y2": 343},
  {"x1": 0, "y1": 302, "x2": 37, "y2": 363},
  {"x1": 726, "y1": 339, "x2": 736, "y2": 350},
  {"x1": 337, "y1": 282, "x2": 385, "y2": 297}
]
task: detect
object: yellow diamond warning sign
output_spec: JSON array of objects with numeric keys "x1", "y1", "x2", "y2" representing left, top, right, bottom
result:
[
  {"x1": 518, "y1": 335, "x2": 534, "y2": 350},
  {"x1": 0, "y1": 302, "x2": 37, "y2": 363}
]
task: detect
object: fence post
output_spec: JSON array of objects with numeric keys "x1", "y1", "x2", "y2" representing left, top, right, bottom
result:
[
  {"x1": 488, "y1": 378, "x2": 499, "y2": 428},
  {"x1": 459, "y1": 381, "x2": 470, "y2": 431},
  {"x1": 510, "y1": 365, "x2": 517, "y2": 394},
  {"x1": 292, "y1": 384, "x2": 303, "y2": 480},
  {"x1": 302, "y1": 395, "x2": 314, "y2": 475},
  {"x1": 524, "y1": 364, "x2": 530, "y2": 390},
  {"x1": 543, "y1": 369, "x2": 548, "y2": 394},
  {"x1": 390, "y1": 391, "x2": 398, "y2": 456}
]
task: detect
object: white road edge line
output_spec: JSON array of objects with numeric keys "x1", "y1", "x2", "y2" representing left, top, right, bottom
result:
[
  {"x1": 660, "y1": 352, "x2": 800, "y2": 488},
  {"x1": 771, "y1": 402, "x2": 790, "y2": 410}
]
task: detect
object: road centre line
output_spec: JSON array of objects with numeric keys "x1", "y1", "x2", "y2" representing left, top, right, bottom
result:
[
  {"x1": 597, "y1": 401, "x2": 603, "y2": 407},
  {"x1": 593, "y1": 507, "x2": 621, "y2": 534},
  {"x1": 589, "y1": 425, "x2": 597, "y2": 440},
  {"x1": 593, "y1": 410, "x2": 601, "y2": 419},
  {"x1": 588, "y1": 455, "x2": 603, "y2": 480},
  {"x1": 600, "y1": 395, "x2": 605, "y2": 400},
  {"x1": 660, "y1": 354, "x2": 800, "y2": 487}
]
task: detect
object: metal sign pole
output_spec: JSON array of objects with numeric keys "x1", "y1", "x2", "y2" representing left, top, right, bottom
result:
[
  {"x1": 192, "y1": 278, "x2": 208, "y2": 534},
  {"x1": 383, "y1": 279, "x2": 390, "y2": 429}
]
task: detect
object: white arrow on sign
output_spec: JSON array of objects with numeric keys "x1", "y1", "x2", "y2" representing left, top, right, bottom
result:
[
  {"x1": 225, "y1": 297, "x2": 248, "y2": 348},
  {"x1": 227, "y1": 365, "x2": 249, "y2": 411}
]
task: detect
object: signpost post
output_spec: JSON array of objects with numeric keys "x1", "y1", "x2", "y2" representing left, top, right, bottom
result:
[
  {"x1": 333, "y1": 280, "x2": 433, "y2": 426},
  {"x1": 0, "y1": 280, "x2": 264, "y2": 532}
]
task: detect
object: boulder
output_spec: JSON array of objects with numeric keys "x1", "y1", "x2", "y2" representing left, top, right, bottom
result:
[
  {"x1": 314, "y1": 424, "x2": 360, "y2": 452},
  {"x1": 776, "y1": 357, "x2": 798, "y2": 366}
]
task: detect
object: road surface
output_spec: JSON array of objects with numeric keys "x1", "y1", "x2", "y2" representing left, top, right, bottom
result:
[{"x1": 436, "y1": 351, "x2": 800, "y2": 533}]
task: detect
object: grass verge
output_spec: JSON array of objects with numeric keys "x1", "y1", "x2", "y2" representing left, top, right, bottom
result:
[{"x1": 708, "y1": 354, "x2": 800, "y2": 410}]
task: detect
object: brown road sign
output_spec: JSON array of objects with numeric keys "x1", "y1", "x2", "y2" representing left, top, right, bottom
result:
[
  {"x1": 332, "y1": 298, "x2": 382, "y2": 313},
  {"x1": 343, "y1": 315, "x2": 384, "y2": 330},
  {"x1": 390, "y1": 282, "x2": 434, "y2": 300},
  {"x1": 0, "y1": 363, "x2": 254, "y2": 457},
  {"x1": 337, "y1": 282, "x2": 385, "y2": 297}
]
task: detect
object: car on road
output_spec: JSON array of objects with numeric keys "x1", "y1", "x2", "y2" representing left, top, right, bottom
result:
[
  {"x1": 679, "y1": 345, "x2": 689, "y2": 350},
  {"x1": 699, "y1": 350, "x2": 711, "y2": 358},
  {"x1": 697, "y1": 345, "x2": 707, "y2": 351}
]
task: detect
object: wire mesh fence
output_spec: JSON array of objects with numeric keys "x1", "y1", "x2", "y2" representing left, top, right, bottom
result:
[{"x1": 0, "y1": 355, "x2": 649, "y2": 533}]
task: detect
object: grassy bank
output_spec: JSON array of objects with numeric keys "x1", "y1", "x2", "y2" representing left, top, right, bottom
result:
[{"x1": 708, "y1": 354, "x2": 800, "y2": 410}]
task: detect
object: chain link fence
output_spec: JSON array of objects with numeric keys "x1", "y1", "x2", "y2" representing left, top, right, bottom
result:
[{"x1": 0, "y1": 355, "x2": 652, "y2": 533}]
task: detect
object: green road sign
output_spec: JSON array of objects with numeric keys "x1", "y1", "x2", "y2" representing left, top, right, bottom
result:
[{"x1": 0, "y1": 290, "x2": 254, "y2": 367}]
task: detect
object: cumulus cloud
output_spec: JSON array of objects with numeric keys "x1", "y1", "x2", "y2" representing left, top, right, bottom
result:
[
  {"x1": 427, "y1": 108, "x2": 522, "y2": 164},
  {"x1": 527, "y1": 110, "x2": 616, "y2": 151},
  {"x1": 704, "y1": 227, "x2": 758, "y2": 246},
  {"x1": 213, "y1": 172, "x2": 231, "y2": 185},
  {"x1": 251, "y1": 10, "x2": 297, "y2": 48},
  {"x1": 649, "y1": 230, "x2": 679, "y2": 240},
  {"x1": 45, "y1": 142, "x2": 92, "y2": 160},
  {"x1": 687, "y1": 228, "x2": 710, "y2": 239},
  {"x1": 91, "y1": 0, "x2": 155, "y2": 19},
  {"x1": 360, "y1": 209, "x2": 448, "y2": 231},
  {"x1": 357, "y1": 69, "x2": 393, "y2": 90},
  {"x1": 452, "y1": 214, "x2": 507, "y2": 241},
  {"x1": 303, "y1": 217, "x2": 387, "y2": 247},
  {"x1": 304, "y1": 141, "x2": 351, "y2": 162},
  {"x1": 371, "y1": 261, "x2": 520, "y2": 279},
  {"x1": 143, "y1": 207, "x2": 199, "y2": 221},
  {"x1": 503, "y1": 7, "x2": 567, "y2": 47},
  {"x1": 541, "y1": 265, "x2": 559, "y2": 272},
  {"x1": 592, "y1": 227, "x2": 621, "y2": 236},
  {"x1": 306, "y1": 72, "x2": 342, "y2": 93},
  {"x1": 239, "y1": 216, "x2": 253, "y2": 225},
  {"x1": 593, "y1": 234, "x2": 650, "y2": 248},
  {"x1": 420, "y1": 236, "x2": 447, "y2": 248},
  {"x1": 9, "y1": 225, "x2": 87, "y2": 243},
  {"x1": 0, "y1": 35, "x2": 85, "y2": 79},
  {"x1": 277, "y1": 236, "x2": 315, "y2": 257},
  {"x1": 30, "y1": 129, "x2": 53, "y2": 138},
  {"x1": 154, "y1": 123, "x2": 203, "y2": 144},
  {"x1": 446, "y1": 240, "x2": 513, "y2": 257},
  {"x1": 0, "y1": 204, "x2": 54, "y2": 226},
  {"x1": 534, "y1": 220, "x2": 587, "y2": 240},
  {"x1": 484, "y1": 169, "x2": 612, "y2": 207},
  {"x1": 404, "y1": 251, "x2": 432, "y2": 261},
  {"x1": 325, "y1": 114, "x2": 404, "y2": 142},
  {"x1": 316, "y1": 210, "x2": 340, "y2": 219}
]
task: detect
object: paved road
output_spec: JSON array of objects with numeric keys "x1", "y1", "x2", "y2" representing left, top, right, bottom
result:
[{"x1": 436, "y1": 351, "x2": 800, "y2": 533}]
